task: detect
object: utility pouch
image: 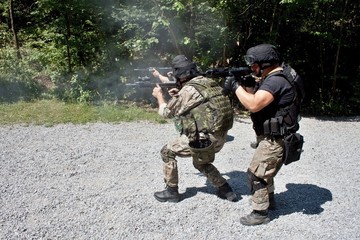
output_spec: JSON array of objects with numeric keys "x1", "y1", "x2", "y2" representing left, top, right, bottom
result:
[
  {"x1": 189, "y1": 139, "x2": 215, "y2": 163},
  {"x1": 263, "y1": 119, "x2": 270, "y2": 135},
  {"x1": 181, "y1": 115, "x2": 198, "y2": 142},
  {"x1": 283, "y1": 133, "x2": 304, "y2": 165},
  {"x1": 263, "y1": 118, "x2": 284, "y2": 136}
]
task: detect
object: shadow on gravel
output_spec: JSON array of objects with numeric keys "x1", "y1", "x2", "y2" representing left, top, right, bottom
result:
[
  {"x1": 226, "y1": 134, "x2": 235, "y2": 142},
  {"x1": 179, "y1": 173, "x2": 333, "y2": 220},
  {"x1": 271, "y1": 183, "x2": 333, "y2": 220},
  {"x1": 180, "y1": 171, "x2": 248, "y2": 202},
  {"x1": 180, "y1": 186, "x2": 211, "y2": 201}
]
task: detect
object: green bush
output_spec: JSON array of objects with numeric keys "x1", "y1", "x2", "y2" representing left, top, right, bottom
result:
[{"x1": 0, "y1": 48, "x2": 45, "y2": 102}]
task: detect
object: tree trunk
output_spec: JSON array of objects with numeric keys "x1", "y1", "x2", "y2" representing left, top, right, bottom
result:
[
  {"x1": 187, "y1": 0, "x2": 195, "y2": 58},
  {"x1": 319, "y1": 39, "x2": 325, "y2": 102},
  {"x1": 64, "y1": 11, "x2": 72, "y2": 73},
  {"x1": 9, "y1": 0, "x2": 21, "y2": 59},
  {"x1": 269, "y1": 0, "x2": 278, "y2": 34},
  {"x1": 331, "y1": 0, "x2": 348, "y2": 99},
  {"x1": 167, "y1": 25, "x2": 182, "y2": 55}
]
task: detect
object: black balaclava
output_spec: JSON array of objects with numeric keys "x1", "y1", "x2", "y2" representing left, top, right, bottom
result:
[{"x1": 171, "y1": 55, "x2": 200, "y2": 82}]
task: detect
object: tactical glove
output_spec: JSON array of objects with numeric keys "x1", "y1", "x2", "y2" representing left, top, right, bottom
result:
[
  {"x1": 223, "y1": 76, "x2": 240, "y2": 96},
  {"x1": 242, "y1": 75, "x2": 256, "y2": 88}
]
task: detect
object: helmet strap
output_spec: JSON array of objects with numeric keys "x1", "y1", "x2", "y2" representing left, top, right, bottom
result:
[{"x1": 260, "y1": 62, "x2": 272, "y2": 70}]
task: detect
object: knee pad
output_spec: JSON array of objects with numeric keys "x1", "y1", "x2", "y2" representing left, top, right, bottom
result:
[
  {"x1": 247, "y1": 169, "x2": 267, "y2": 194},
  {"x1": 160, "y1": 145, "x2": 176, "y2": 163}
]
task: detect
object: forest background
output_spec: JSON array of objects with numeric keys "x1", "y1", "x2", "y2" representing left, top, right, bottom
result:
[{"x1": 0, "y1": 0, "x2": 359, "y2": 116}]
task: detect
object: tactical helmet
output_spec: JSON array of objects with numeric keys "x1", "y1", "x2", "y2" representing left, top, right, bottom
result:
[
  {"x1": 171, "y1": 55, "x2": 200, "y2": 80},
  {"x1": 243, "y1": 44, "x2": 281, "y2": 67}
]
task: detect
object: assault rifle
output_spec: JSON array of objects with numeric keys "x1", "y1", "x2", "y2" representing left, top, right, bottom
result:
[
  {"x1": 128, "y1": 66, "x2": 177, "y2": 88},
  {"x1": 204, "y1": 66, "x2": 256, "y2": 88},
  {"x1": 126, "y1": 76, "x2": 179, "y2": 89},
  {"x1": 133, "y1": 67, "x2": 172, "y2": 73}
]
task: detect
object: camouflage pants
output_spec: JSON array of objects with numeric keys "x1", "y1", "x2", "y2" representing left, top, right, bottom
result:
[
  {"x1": 160, "y1": 131, "x2": 228, "y2": 188},
  {"x1": 248, "y1": 135, "x2": 284, "y2": 211}
]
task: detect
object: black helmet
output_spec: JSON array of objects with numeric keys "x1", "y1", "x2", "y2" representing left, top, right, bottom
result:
[
  {"x1": 243, "y1": 44, "x2": 281, "y2": 67},
  {"x1": 171, "y1": 55, "x2": 200, "y2": 80}
]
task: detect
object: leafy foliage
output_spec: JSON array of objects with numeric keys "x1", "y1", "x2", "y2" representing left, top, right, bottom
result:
[{"x1": 0, "y1": 0, "x2": 359, "y2": 115}]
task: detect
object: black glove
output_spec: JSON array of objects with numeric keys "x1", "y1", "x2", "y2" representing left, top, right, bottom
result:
[
  {"x1": 242, "y1": 75, "x2": 256, "y2": 88},
  {"x1": 222, "y1": 76, "x2": 240, "y2": 96}
]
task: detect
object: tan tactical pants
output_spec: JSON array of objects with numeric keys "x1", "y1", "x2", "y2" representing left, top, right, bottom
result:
[
  {"x1": 249, "y1": 135, "x2": 284, "y2": 211},
  {"x1": 162, "y1": 131, "x2": 228, "y2": 188}
]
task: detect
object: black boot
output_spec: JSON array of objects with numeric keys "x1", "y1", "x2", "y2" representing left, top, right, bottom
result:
[
  {"x1": 154, "y1": 186, "x2": 180, "y2": 203},
  {"x1": 250, "y1": 141, "x2": 259, "y2": 149},
  {"x1": 217, "y1": 182, "x2": 237, "y2": 202},
  {"x1": 240, "y1": 210, "x2": 270, "y2": 226},
  {"x1": 268, "y1": 192, "x2": 276, "y2": 210}
]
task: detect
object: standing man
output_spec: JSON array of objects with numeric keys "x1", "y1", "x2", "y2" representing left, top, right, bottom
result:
[
  {"x1": 223, "y1": 44, "x2": 300, "y2": 225},
  {"x1": 152, "y1": 55, "x2": 237, "y2": 203}
]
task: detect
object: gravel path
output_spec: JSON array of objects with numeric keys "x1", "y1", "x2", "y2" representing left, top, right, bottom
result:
[{"x1": 1, "y1": 117, "x2": 360, "y2": 240}]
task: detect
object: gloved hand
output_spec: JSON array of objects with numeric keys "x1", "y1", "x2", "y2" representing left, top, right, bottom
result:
[
  {"x1": 242, "y1": 75, "x2": 256, "y2": 88},
  {"x1": 222, "y1": 76, "x2": 240, "y2": 96}
]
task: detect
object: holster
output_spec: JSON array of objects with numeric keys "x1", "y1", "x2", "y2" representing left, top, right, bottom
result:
[{"x1": 247, "y1": 169, "x2": 267, "y2": 194}]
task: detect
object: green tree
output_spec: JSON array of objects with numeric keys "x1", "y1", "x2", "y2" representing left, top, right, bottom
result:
[{"x1": 0, "y1": 0, "x2": 358, "y2": 114}]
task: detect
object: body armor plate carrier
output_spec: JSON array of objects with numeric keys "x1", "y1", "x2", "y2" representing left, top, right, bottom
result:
[{"x1": 181, "y1": 76, "x2": 233, "y2": 141}]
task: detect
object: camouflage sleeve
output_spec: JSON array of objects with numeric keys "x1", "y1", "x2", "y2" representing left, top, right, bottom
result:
[
  {"x1": 161, "y1": 85, "x2": 204, "y2": 118},
  {"x1": 158, "y1": 103, "x2": 167, "y2": 116}
]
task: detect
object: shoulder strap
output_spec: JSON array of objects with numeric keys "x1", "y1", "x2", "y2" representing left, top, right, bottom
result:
[
  {"x1": 266, "y1": 70, "x2": 298, "y2": 103},
  {"x1": 187, "y1": 76, "x2": 223, "y2": 100}
]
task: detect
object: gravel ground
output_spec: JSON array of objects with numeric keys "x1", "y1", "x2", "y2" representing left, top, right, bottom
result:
[{"x1": 1, "y1": 116, "x2": 360, "y2": 240}]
